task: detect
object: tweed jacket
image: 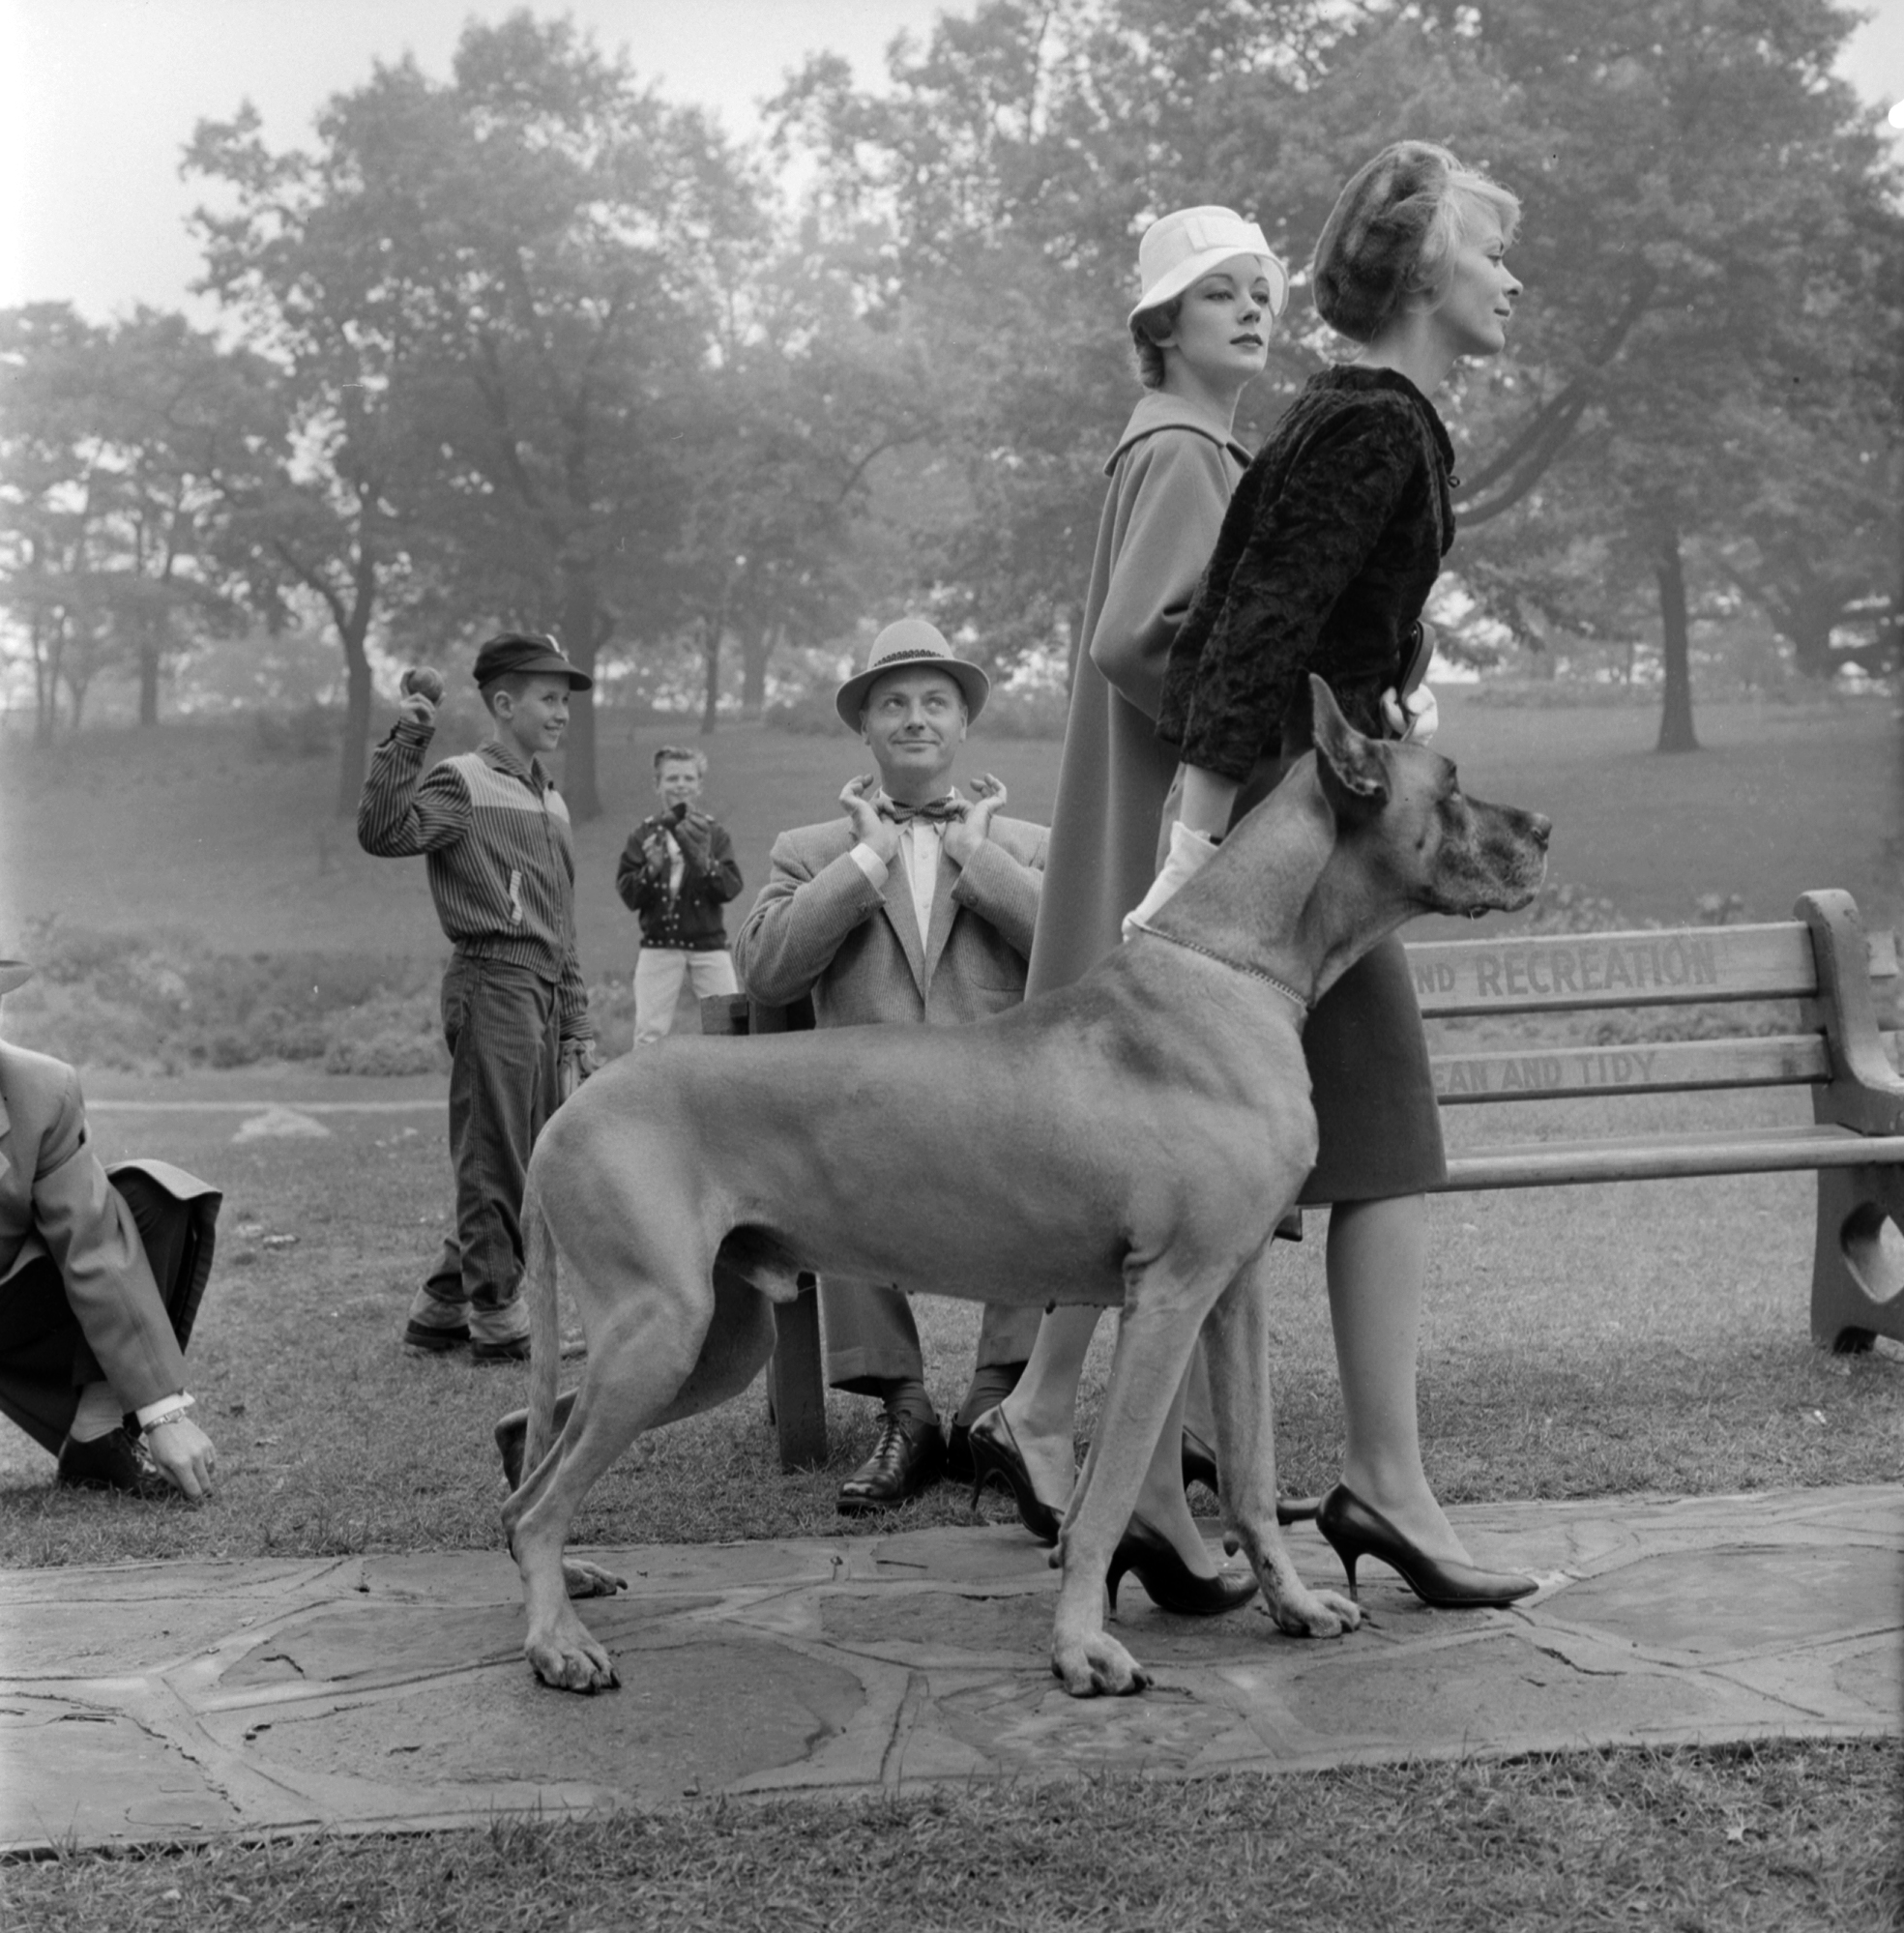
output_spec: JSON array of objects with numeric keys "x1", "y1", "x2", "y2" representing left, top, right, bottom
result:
[
  {"x1": 0, "y1": 1042, "x2": 189, "y2": 1411},
  {"x1": 1157, "y1": 366, "x2": 1456, "y2": 780},
  {"x1": 732, "y1": 809, "x2": 1047, "y2": 1030}
]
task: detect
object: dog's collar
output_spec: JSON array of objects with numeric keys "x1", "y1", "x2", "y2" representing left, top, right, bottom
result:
[{"x1": 1125, "y1": 919, "x2": 1311, "y2": 1019}]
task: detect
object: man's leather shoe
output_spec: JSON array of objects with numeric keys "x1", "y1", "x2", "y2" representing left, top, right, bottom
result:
[
  {"x1": 57, "y1": 1426, "x2": 175, "y2": 1500},
  {"x1": 836, "y1": 1414, "x2": 946, "y2": 1515},
  {"x1": 944, "y1": 1420, "x2": 974, "y2": 1485}
]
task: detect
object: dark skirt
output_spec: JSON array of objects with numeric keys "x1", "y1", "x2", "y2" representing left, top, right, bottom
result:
[
  {"x1": 1199, "y1": 752, "x2": 1447, "y2": 1205},
  {"x1": 1296, "y1": 935, "x2": 1447, "y2": 1204}
]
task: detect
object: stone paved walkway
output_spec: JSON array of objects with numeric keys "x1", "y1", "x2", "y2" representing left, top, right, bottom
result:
[{"x1": 3, "y1": 1485, "x2": 1896, "y2": 1853}]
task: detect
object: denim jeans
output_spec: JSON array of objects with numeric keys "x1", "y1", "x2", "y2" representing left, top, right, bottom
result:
[{"x1": 424, "y1": 954, "x2": 559, "y2": 1312}]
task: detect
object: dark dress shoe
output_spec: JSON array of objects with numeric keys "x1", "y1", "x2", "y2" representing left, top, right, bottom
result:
[
  {"x1": 56, "y1": 1426, "x2": 175, "y2": 1500},
  {"x1": 1179, "y1": 1427, "x2": 1322, "y2": 1525},
  {"x1": 1106, "y1": 1514, "x2": 1259, "y2": 1617},
  {"x1": 495, "y1": 1391, "x2": 578, "y2": 1490},
  {"x1": 836, "y1": 1414, "x2": 946, "y2": 1515},
  {"x1": 1316, "y1": 1484, "x2": 1537, "y2": 1608},
  {"x1": 944, "y1": 1420, "x2": 975, "y2": 1485},
  {"x1": 966, "y1": 1406, "x2": 1064, "y2": 1546}
]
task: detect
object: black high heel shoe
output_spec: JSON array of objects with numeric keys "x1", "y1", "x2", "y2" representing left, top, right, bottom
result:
[
  {"x1": 1179, "y1": 1427, "x2": 1322, "y2": 1526},
  {"x1": 1106, "y1": 1514, "x2": 1260, "y2": 1617},
  {"x1": 1315, "y1": 1485, "x2": 1536, "y2": 1608},
  {"x1": 966, "y1": 1407, "x2": 1064, "y2": 1546}
]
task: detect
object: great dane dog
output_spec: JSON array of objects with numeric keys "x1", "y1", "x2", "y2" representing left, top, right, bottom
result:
[{"x1": 502, "y1": 678, "x2": 1550, "y2": 1698}]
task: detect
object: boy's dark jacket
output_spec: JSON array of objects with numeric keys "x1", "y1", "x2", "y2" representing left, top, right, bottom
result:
[{"x1": 616, "y1": 809, "x2": 744, "y2": 951}]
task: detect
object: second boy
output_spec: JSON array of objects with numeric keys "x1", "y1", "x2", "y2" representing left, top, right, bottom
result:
[{"x1": 617, "y1": 747, "x2": 744, "y2": 1045}]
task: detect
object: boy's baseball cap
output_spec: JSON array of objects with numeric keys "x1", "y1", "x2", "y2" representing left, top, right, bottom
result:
[{"x1": 471, "y1": 631, "x2": 593, "y2": 690}]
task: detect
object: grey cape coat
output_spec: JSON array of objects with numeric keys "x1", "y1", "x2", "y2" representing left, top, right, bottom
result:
[{"x1": 1024, "y1": 392, "x2": 1250, "y2": 998}]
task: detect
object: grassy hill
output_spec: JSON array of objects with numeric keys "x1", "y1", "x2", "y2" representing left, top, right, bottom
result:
[{"x1": 0, "y1": 687, "x2": 1894, "y2": 1066}]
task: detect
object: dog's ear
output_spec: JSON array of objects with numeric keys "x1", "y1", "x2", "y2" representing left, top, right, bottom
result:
[{"x1": 1307, "y1": 674, "x2": 1389, "y2": 818}]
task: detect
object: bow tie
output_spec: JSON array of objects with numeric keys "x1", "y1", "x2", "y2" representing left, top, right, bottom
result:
[{"x1": 876, "y1": 794, "x2": 965, "y2": 825}]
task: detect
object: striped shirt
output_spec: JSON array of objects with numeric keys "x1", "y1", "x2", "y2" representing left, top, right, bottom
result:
[{"x1": 357, "y1": 722, "x2": 593, "y2": 1040}]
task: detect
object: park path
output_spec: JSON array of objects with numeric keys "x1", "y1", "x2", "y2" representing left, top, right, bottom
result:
[{"x1": 1, "y1": 1486, "x2": 1896, "y2": 1851}]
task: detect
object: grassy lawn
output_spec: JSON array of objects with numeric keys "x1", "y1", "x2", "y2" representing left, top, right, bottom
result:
[
  {"x1": 1, "y1": 1085, "x2": 1896, "y2": 1566},
  {"x1": 5, "y1": 1743, "x2": 1897, "y2": 1931},
  {"x1": 0, "y1": 692, "x2": 1897, "y2": 1921},
  {"x1": 1, "y1": 688, "x2": 1896, "y2": 974}
]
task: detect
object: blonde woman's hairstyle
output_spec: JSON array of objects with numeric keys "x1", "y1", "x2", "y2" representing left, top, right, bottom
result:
[{"x1": 1311, "y1": 141, "x2": 1520, "y2": 345}]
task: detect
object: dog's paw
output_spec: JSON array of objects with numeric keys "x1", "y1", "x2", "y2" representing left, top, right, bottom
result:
[
  {"x1": 526, "y1": 1615, "x2": 622, "y2": 1693},
  {"x1": 1051, "y1": 1631, "x2": 1151, "y2": 1699},
  {"x1": 1265, "y1": 1583, "x2": 1362, "y2": 1638},
  {"x1": 562, "y1": 1557, "x2": 629, "y2": 1599}
]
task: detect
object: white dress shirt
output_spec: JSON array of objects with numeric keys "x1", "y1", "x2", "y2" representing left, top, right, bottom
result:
[{"x1": 850, "y1": 803, "x2": 953, "y2": 948}]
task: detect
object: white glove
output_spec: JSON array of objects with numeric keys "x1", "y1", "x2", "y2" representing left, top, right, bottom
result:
[
  {"x1": 1122, "y1": 820, "x2": 1221, "y2": 941},
  {"x1": 1379, "y1": 683, "x2": 1439, "y2": 744}
]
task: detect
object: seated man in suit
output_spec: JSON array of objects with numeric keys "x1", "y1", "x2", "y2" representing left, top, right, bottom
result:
[
  {"x1": 732, "y1": 620, "x2": 1047, "y2": 1513},
  {"x1": 0, "y1": 962, "x2": 220, "y2": 1499}
]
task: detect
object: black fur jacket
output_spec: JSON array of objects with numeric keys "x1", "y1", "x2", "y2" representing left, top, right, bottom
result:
[{"x1": 1157, "y1": 366, "x2": 1455, "y2": 781}]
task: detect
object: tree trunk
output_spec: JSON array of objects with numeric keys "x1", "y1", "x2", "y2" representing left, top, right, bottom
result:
[
  {"x1": 740, "y1": 625, "x2": 776, "y2": 719},
  {"x1": 1654, "y1": 524, "x2": 1699, "y2": 753},
  {"x1": 334, "y1": 624, "x2": 375, "y2": 817},
  {"x1": 699, "y1": 616, "x2": 723, "y2": 735},
  {"x1": 137, "y1": 633, "x2": 161, "y2": 727},
  {"x1": 31, "y1": 614, "x2": 57, "y2": 744},
  {"x1": 558, "y1": 567, "x2": 603, "y2": 821}
]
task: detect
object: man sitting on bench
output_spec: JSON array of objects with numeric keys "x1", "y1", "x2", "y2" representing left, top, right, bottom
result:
[{"x1": 731, "y1": 620, "x2": 1049, "y2": 1512}]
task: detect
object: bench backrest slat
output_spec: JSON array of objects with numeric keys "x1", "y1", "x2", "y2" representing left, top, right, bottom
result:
[
  {"x1": 1406, "y1": 923, "x2": 1897, "y2": 1018},
  {"x1": 1431, "y1": 1031, "x2": 1902, "y2": 1104}
]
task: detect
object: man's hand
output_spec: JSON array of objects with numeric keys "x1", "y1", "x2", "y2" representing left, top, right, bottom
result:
[
  {"x1": 144, "y1": 1417, "x2": 216, "y2": 1500},
  {"x1": 943, "y1": 773, "x2": 1006, "y2": 868},
  {"x1": 559, "y1": 1040, "x2": 602, "y2": 1100},
  {"x1": 839, "y1": 774, "x2": 900, "y2": 864},
  {"x1": 396, "y1": 690, "x2": 438, "y2": 730}
]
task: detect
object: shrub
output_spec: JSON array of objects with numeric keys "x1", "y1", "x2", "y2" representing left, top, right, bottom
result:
[
  {"x1": 252, "y1": 704, "x2": 338, "y2": 759},
  {"x1": 0, "y1": 920, "x2": 444, "y2": 1073}
]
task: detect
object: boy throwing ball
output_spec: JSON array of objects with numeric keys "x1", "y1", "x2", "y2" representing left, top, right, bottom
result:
[
  {"x1": 617, "y1": 747, "x2": 744, "y2": 1045},
  {"x1": 358, "y1": 633, "x2": 599, "y2": 1361}
]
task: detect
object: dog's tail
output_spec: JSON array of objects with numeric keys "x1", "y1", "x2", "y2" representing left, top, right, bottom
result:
[{"x1": 519, "y1": 1173, "x2": 562, "y2": 1480}]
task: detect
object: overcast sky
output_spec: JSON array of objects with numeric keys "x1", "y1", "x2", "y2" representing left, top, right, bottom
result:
[{"x1": 3, "y1": 0, "x2": 1902, "y2": 323}]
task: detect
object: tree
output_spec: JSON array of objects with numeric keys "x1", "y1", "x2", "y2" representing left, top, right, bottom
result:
[
  {"x1": 771, "y1": 0, "x2": 1900, "y2": 755},
  {"x1": 333, "y1": 15, "x2": 763, "y2": 815},
  {"x1": 0, "y1": 304, "x2": 278, "y2": 732},
  {"x1": 188, "y1": 107, "x2": 442, "y2": 813},
  {"x1": 0, "y1": 305, "x2": 114, "y2": 739},
  {"x1": 657, "y1": 250, "x2": 947, "y2": 727}
]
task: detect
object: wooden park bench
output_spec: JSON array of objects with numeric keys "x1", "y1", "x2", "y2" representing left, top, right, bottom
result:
[{"x1": 707, "y1": 887, "x2": 1904, "y2": 1469}]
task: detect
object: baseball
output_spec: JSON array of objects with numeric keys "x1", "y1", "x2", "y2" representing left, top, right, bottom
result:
[{"x1": 400, "y1": 665, "x2": 445, "y2": 704}]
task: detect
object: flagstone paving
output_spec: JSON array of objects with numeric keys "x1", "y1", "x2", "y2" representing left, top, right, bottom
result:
[{"x1": 2, "y1": 1485, "x2": 1896, "y2": 1852}]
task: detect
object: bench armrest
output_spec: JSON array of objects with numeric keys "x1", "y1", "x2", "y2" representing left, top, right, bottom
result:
[{"x1": 1798, "y1": 891, "x2": 1904, "y2": 1136}]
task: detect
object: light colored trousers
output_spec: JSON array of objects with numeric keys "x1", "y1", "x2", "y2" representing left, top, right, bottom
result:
[
  {"x1": 820, "y1": 1278, "x2": 1042, "y2": 1394},
  {"x1": 632, "y1": 946, "x2": 739, "y2": 1044}
]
